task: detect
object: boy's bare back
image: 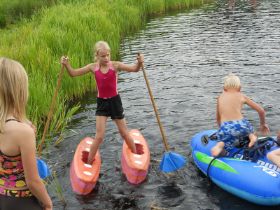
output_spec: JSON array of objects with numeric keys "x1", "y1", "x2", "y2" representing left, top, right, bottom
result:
[{"x1": 217, "y1": 89, "x2": 246, "y2": 124}]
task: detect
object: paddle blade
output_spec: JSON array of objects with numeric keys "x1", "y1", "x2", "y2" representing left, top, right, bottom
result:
[
  {"x1": 37, "y1": 158, "x2": 51, "y2": 179},
  {"x1": 160, "y1": 152, "x2": 187, "y2": 173}
]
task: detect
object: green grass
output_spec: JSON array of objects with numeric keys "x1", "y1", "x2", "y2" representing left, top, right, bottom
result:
[
  {"x1": 0, "y1": 0, "x2": 53, "y2": 28},
  {"x1": 0, "y1": 0, "x2": 210, "y2": 150},
  {"x1": 0, "y1": 0, "x2": 84, "y2": 28}
]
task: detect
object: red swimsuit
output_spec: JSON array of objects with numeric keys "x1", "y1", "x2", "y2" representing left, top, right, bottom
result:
[{"x1": 94, "y1": 62, "x2": 118, "y2": 99}]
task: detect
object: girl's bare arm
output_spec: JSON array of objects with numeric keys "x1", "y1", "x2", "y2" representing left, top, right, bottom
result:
[
  {"x1": 61, "y1": 56, "x2": 93, "y2": 77},
  {"x1": 113, "y1": 54, "x2": 144, "y2": 72},
  {"x1": 18, "y1": 125, "x2": 52, "y2": 209}
]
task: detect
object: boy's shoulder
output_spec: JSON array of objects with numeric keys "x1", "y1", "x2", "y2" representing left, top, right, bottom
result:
[
  {"x1": 222, "y1": 88, "x2": 243, "y2": 94},
  {"x1": 219, "y1": 90, "x2": 245, "y2": 99}
]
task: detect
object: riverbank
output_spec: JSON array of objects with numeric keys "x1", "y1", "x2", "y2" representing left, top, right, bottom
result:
[{"x1": 0, "y1": 0, "x2": 210, "y2": 148}]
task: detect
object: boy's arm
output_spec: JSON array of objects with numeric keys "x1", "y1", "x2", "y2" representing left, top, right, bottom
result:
[
  {"x1": 244, "y1": 95, "x2": 270, "y2": 134},
  {"x1": 61, "y1": 56, "x2": 93, "y2": 77},
  {"x1": 244, "y1": 95, "x2": 265, "y2": 124}
]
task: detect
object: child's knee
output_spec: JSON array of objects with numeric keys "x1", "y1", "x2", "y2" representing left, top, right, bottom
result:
[
  {"x1": 211, "y1": 145, "x2": 221, "y2": 157},
  {"x1": 249, "y1": 133, "x2": 257, "y2": 140},
  {"x1": 217, "y1": 141, "x2": 225, "y2": 147}
]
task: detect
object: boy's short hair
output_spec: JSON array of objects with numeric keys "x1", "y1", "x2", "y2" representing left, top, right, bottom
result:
[{"x1": 224, "y1": 73, "x2": 241, "y2": 89}]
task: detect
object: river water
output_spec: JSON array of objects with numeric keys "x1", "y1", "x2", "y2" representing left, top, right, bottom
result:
[{"x1": 50, "y1": 0, "x2": 280, "y2": 209}]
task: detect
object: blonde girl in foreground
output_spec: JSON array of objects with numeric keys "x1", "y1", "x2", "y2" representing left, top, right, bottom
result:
[
  {"x1": 0, "y1": 57, "x2": 52, "y2": 210},
  {"x1": 61, "y1": 41, "x2": 144, "y2": 164}
]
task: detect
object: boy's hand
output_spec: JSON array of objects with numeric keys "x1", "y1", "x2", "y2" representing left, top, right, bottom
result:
[{"x1": 259, "y1": 124, "x2": 270, "y2": 135}]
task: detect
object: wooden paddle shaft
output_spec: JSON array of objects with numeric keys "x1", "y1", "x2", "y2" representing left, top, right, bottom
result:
[
  {"x1": 141, "y1": 65, "x2": 170, "y2": 151},
  {"x1": 38, "y1": 65, "x2": 65, "y2": 156}
]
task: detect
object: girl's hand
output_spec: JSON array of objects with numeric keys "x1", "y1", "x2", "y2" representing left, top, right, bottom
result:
[
  {"x1": 60, "y1": 56, "x2": 69, "y2": 66},
  {"x1": 137, "y1": 54, "x2": 144, "y2": 65},
  {"x1": 259, "y1": 124, "x2": 270, "y2": 135}
]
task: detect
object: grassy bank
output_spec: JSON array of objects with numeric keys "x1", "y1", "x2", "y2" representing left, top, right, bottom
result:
[
  {"x1": 0, "y1": 0, "x2": 81, "y2": 28},
  {"x1": 0, "y1": 0, "x2": 54, "y2": 28},
  {"x1": 0, "y1": 0, "x2": 208, "y2": 148}
]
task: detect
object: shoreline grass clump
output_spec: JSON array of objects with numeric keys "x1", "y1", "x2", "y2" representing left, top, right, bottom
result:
[
  {"x1": 0, "y1": 0, "x2": 84, "y2": 28},
  {"x1": 0, "y1": 0, "x2": 210, "y2": 150},
  {"x1": 0, "y1": 0, "x2": 55, "y2": 28}
]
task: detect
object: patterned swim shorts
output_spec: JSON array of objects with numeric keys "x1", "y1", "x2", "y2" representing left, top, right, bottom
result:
[{"x1": 217, "y1": 118, "x2": 254, "y2": 151}]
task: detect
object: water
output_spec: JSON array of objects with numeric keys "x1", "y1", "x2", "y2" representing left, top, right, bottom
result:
[{"x1": 50, "y1": 0, "x2": 280, "y2": 209}]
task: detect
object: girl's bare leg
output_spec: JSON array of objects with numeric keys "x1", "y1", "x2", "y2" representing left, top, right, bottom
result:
[
  {"x1": 267, "y1": 149, "x2": 280, "y2": 168},
  {"x1": 211, "y1": 142, "x2": 225, "y2": 157},
  {"x1": 114, "y1": 118, "x2": 136, "y2": 153},
  {"x1": 88, "y1": 116, "x2": 107, "y2": 164}
]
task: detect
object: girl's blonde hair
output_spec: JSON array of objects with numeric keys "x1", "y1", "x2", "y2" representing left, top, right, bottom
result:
[
  {"x1": 93, "y1": 41, "x2": 110, "y2": 62},
  {"x1": 0, "y1": 57, "x2": 28, "y2": 132},
  {"x1": 223, "y1": 73, "x2": 241, "y2": 89}
]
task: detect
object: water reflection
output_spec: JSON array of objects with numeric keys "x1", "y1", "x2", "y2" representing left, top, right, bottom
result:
[{"x1": 228, "y1": 0, "x2": 257, "y2": 10}]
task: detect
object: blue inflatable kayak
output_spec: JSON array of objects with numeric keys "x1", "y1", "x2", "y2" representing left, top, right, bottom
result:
[{"x1": 190, "y1": 130, "x2": 280, "y2": 206}]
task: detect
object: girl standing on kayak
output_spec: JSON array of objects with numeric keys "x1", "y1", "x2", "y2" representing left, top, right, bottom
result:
[{"x1": 61, "y1": 41, "x2": 144, "y2": 163}]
